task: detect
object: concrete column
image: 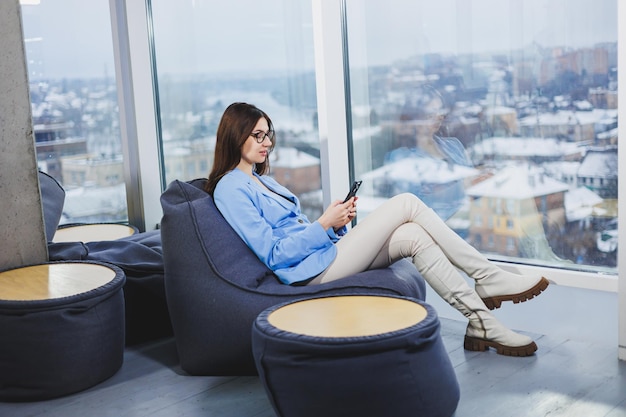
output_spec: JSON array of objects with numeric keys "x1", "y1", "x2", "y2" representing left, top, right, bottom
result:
[{"x1": 0, "y1": 0, "x2": 48, "y2": 269}]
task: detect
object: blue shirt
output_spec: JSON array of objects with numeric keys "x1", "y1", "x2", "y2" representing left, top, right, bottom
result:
[{"x1": 214, "y1": 168, "x2": 342, "y2": 285}]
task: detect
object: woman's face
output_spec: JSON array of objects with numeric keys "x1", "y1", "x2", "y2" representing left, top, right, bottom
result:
[
  {"x1": 414, "y1": 96, "x2": 447, "y2": 143},
  {"x1": 424, "y1": 97, "x2": 446, "y2": 132},
  {"x1": 240, "y1": 117, "x2": 272, "y2": 167}
]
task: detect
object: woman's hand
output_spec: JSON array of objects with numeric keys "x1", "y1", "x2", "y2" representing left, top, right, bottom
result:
[{"x1": 317, "y1": 197, "x2": 358, "y2": 231}]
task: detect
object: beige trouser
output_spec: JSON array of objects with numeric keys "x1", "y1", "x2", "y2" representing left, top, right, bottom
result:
[{"x1": 309, "y1": 192, "x2": 455, "y2": 284}]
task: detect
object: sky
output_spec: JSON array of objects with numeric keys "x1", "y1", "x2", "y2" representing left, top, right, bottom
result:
[
  {"x1": 19, "y1": 0, "x2": 619, "y2": 80},
  {"x1": 350, "y1": 0, "x2": 618, "y2": 62}
]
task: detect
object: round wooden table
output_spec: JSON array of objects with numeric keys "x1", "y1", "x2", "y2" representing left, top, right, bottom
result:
[
  {"x1": 267, "y1": 294, "x2": 428, "y2": 338},
  {"x1": 0, "y1": 261, "x2": 126, "y2": 401},
  {"x1": 252, "y1": 294, "x2": 460, "y2": 417},
  {"x1": 0, "y1": 262, "x2": 117, "y2": 301},
  {"x1": 52, "y1": 223, "x2": 137, "y2": 243}
]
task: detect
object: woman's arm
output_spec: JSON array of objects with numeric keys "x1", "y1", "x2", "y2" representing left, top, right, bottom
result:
[{"x1": 214, "y1": 177, "x2": 334, "y2": 271}]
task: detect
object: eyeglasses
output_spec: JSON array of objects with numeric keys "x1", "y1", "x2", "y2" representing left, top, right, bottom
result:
[{"x1": 249, "y1": 130, "x2": 275, "y2": 143}]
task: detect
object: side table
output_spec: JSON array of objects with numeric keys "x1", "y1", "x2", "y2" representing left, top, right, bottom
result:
[
  {"x1": 0, "y1": 261, "x2": 126, "y2": 401},
  {"x1": 252, "y1": 294, "x2": 460, "y2": 417}
]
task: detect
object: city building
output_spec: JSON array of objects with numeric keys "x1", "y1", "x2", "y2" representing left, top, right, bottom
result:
[
  {"x1": 360, "y1": 155, "x2": 478, "y2": 221},
  {"x1": 577, "y1": 146, "x2": 618, "y2": 199},
  {"x1": 61, "y1": 154, "x2": 124, "y2": 188},
  {"x1": 270, "y1": 146, "x2": 321, "y2": 196},
  {"x1": 466, "y1": 164, "x2": 569, "y2": 260},
  {"x1": 518, "y1": 108, "x2": 616, "y2": 143}
]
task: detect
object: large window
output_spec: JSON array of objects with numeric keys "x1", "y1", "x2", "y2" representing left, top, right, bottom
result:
[
  {"x1": 20, "y1": 0, "x2": 127, "y2": 224},
  {"x1": 150, "y1": 0, "x2": 322, "y2": 219},
  {"x1": 345, "y1": 0, "x2": 618, "y2": 275}
]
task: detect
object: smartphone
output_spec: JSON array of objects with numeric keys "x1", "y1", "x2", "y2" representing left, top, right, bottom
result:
[{"x1": 343, "y1": 180, "x2": 362, "y2": 203}]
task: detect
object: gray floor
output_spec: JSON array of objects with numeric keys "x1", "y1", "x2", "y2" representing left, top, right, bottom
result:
[{"x1": 1, "y1": 284, "x2": 625, "y2": 417}]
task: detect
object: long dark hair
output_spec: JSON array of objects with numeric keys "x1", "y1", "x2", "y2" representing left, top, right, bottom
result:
[{"x1": 206, "y1": 102, "x2": 275, "y2": 194}]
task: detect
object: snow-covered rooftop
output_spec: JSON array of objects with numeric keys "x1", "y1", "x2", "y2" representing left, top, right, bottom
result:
[
  {"x1": 466, "y1": 164, "x2": 569, "y2": 199},
  {"x1": 578, "y1": 148, "x2": 617, "y2": 178},
  {"x1": 362, "y1": 156, "x2": 478, "y2": 185},
  {"x1": 471, "y1": 137, "x2": 582, "y2": 158},
  {"x1": 270, "y1": 147, "x2": 319, "y2": 168},
  {"x1": 483, "y1": 106, "x2": 516, "y2": 116},
  {"x1": 564, "y1": 186, "x2": 603, "y2": 222},
  {"x1": 62, "y1": 183, "x2": 127, "y2": 220},
  {"x1": 543, "y1": 160, "x2": 580, "y2": 177},
  {"x1": 518, "y1": 109, "x2": 617, "y2": 126}
]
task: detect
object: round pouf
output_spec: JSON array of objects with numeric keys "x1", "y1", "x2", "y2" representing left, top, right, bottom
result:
[
  {"x1": 252, "y1": 295, "x2": 460, "y2": 417},
  {"x1": 0, "y1": 261, "x2": 126, "y2": 401}
]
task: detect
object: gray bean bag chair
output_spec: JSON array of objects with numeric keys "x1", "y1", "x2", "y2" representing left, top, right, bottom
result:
[
  {"x1": 40, "y1": 171, "x2": 172, "y2": 345},
  {"x1": 38, "y1": 170, "x2": 65, "y2": 243},
  {"x1": 160, "y1": 178, "x2": 428, "y2": 375}
]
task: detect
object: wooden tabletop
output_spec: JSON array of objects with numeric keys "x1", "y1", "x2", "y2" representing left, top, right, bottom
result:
[
  {"x1": 52, "y1": 224, "x2": 136, "y2": 243},
  {"x1": 0, "y1": 263, "x2": 117, "y2": 301},
  {"x1": 267, "y1": 295, "x2": 427, "y2": 338}
]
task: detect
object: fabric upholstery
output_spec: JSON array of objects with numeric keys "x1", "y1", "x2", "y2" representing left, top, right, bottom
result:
[
  {"x1": 48, "y1": 230, "x2": 171, "y2": 345},
  {"x1": 160, "y1": 179, "x2": 427, "y2": 375},
  {"x1": 37, "y1": 170, "x2": 171, "y2": 345},
  {"x1": 38, "y1": 171, "x2": 65, "y2": 242},
  {"x1": 0, "y1": 261, "x2": 126, "y2": 401}
]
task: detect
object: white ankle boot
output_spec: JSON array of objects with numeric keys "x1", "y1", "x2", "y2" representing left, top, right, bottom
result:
[
  {"x1": 413, "y1": 245, "x2": 538, "y2": 357},
  {"x1": 464, "y1": 311, "x2": 537, "y2": 357},
  {"x1": 474, "y1": 273, "x2": 549, "y2": 310},
  {"x1": 411, "y1": 198, "x2": 550, "y2": 309}
]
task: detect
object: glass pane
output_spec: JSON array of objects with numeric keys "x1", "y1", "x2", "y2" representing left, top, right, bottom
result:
[
  {"x1": 20, "y1": 0, "x2": 127, "y2": 225},
  {"x1": 151, "y1": 0, "x2": 322, "y2": 218},
  {"x1": 346, "y1": 0, "x2": 618, "y2": 274}
]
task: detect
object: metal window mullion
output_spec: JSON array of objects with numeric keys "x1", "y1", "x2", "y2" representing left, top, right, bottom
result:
[
  {"x1": 109, "y1": 0, "x2": 163, "y2": 231},
  {"x1": 312, "y1": 0, "x2": 351, "y2": 206},
  {"x1": 617, "y1": 0, "x2": 626, "y2": 362}
]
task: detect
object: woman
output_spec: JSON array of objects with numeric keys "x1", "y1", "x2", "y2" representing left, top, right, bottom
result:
[
  {"x1": 384, "y1": 84, "x2": 474, "y2": 220},
  {"x1": 208, "y1": 102, "x2": 549, "y2": 357},
  {"x1": 393, "y1": 84, "x2": 470, "y2": 166}
]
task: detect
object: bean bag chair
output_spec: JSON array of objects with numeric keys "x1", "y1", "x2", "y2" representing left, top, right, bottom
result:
[
  {"x1": 38, "y1": 170, "x2": 65, "y2": 242},
  {"x1": 40, "y1": 170, "x2": 171, "y2": 345},
  {"x1": 160, "y1": 178, "x2": 428, "y2": 375}
]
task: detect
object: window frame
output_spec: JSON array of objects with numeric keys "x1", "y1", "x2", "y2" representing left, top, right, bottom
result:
[{"x1": 109, "y1": 0, "x2": 626, "y2": 360}]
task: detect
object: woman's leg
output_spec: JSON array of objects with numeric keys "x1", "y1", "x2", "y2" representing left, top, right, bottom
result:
[
  {"x1": 310, "y1": 194, "x2": 538, "y2": 356},
  {"x1": 310, "y1": 220, "x2": 424, "y2": 285},
  {"x1": 406, "y1": 224, "x2": 537, "y2": 356},
  {"x1": 310, "y1": 192, "x2": 433, "y2": 283},
  {"x1": 393, "y1": 193, "x2": 549, "y2": 309},
  {"x1": 317, "y1": 193, "x2": 548, "y2": 309}
]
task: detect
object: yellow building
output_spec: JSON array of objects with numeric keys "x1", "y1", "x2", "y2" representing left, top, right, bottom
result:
[{"x1": 466, "y1": 164, "x2": 569, "y2": 260}]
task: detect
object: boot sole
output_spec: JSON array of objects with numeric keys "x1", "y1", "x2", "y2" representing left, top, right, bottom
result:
[
  {"x1": 480, "y1": 277, "x2": 550, "y2": 310},
  {"x1": 464, "y1": 335, "x2": 538, "y2": 357}
]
